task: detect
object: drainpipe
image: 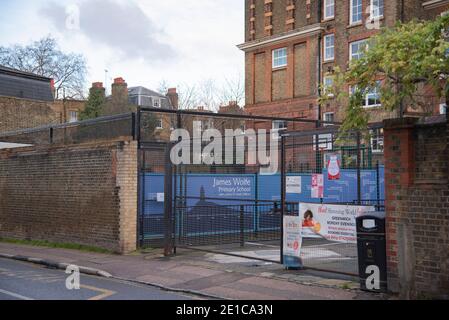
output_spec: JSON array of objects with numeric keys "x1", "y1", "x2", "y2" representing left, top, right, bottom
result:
[
  {"x1": 317, "y1": 0, "x2": 323, "y2": 126},
  {"x1": 398, "y1": 0, "x2": 405, "y2": 118},
  {"x1": 400, "y1": 0, "x2": 405, "y2": 22}
]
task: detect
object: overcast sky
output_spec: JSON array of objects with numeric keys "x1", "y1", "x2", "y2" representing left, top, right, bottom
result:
[{"x1": 0, "y1": 0, "x2": 245, "y2": 93}]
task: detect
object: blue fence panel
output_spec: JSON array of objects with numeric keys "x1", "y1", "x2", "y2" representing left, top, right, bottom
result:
[
  {"x1": 142, "y1": 173, "x2": 165, "y2": 215},
  {"x1": 141, "y1": 167, "x2": 385, "y2": 239}
]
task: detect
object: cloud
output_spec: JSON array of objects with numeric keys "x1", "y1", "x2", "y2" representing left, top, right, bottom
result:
[{"x1": 40, "y1": 0, "x2": 175, "y2": 62}]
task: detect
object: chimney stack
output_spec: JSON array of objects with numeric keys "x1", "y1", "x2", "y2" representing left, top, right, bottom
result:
[
  {"x1": 50, "y1": 79, "x2": 55, "y2": 99},
  {"x1": 166, "y1": 87, "x2": 179, "y2": 110},
  {"x1": 111, "y1": 77, "x2": 128, "y2": 106},
  {"x1": 90, "y1": 82, "x2": 106, "y2": 99}
]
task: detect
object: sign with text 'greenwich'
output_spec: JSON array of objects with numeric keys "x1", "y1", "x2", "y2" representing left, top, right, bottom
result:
[{"x1": 299, "y1": 203, "x2": 375, "y2": 244}]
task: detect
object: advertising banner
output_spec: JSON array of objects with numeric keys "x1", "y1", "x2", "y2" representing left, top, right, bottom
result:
[
  {"x1": 283, "y1": 215, "x2": 303, "y2": 258},
  {"x1": 299, "y1": 203, "x2": 375, "y2": 243}
]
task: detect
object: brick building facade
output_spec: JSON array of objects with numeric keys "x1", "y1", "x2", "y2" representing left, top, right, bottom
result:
[
  {"x1": 0, "y1": 65, "x2": 86, "y2": 133},
  {"x1": 239, "y1": 0, "x2": 449, "y2": 130}
]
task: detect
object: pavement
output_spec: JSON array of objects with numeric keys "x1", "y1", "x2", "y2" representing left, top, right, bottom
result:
[
  {"x1": 0, "y1": 258, "x2": 193, "y2": 300},
  {"x1": 0, "y1": 242, "x2": 389, "y2": 300}
]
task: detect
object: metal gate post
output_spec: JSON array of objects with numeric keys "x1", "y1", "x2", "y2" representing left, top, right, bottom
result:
[
  {"x1": 356, "y1": 131, "x2": 362, "y2": 205},
  {"x1": 164, "y1": 142, "x2": 174, "y2": 257},
  {"x1": 376, "y1": 161, "x2": 380, "y2": 209},
  {"x1": 240, "y1": 205, "x2": 245, "y2": 247},
  {"x1": 280, "y1": 134, "x2": 286, "y2": 264},
  {"x1": 139, "y1": 150, "x2": 146, "y2": 248}
]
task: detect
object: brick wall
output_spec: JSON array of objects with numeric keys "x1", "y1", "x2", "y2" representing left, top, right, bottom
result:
[
  {"x1": 52, "y1": 99, "x2": 86, "y2": 123},
  {"x1": 0, "y1": 139, "x2": 138, "y2": 254},
  {"x1": 0, "y1": 96, "x2": 60, "y2": 133},
  {"x1": 384, "y1": 116, "x2": 449, "y2": 299}
]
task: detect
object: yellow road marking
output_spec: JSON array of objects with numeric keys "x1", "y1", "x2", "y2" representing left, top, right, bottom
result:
[{"x1": 80, "y1": 284, "x2": 116, "y2": 300}]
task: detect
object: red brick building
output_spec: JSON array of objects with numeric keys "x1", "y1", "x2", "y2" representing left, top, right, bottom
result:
[{"x1": 238, "y1": 0, "x2": 449, "y2": 130}]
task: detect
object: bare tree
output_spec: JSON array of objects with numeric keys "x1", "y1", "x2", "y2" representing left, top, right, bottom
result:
[
  {"x1": 218, "y1": 74, "x2": 245, "y2": 107},
  {"x1": 157, "y1": 75, "x2": 245, "y2": 112},
  {"x1": 197, "y1": 79, "x2": 219, "y2": 111},
  {"x1": 0, "y1": 36, "x2": 87, "y2": 99},
  {"x1": 177, "y1": 83, "x2": 200, "y2": 110},
  {"x1": 157, "y1": 79, "x2": 170, "y2": 95}
]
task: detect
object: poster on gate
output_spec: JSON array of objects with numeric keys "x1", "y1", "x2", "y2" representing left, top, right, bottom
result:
[
  {"x1": 286, "y1": 176, "x2": 302, "y2": 194},
  {"x1": 327, "y1": 154, "x2": 341, "y2": 180},
  {"x1": 283, "y1": 215, "x2": 303, "y2": 258},
  {"x1": 299, "y1": 203, "x2": 375, "y2": 244},
  {"x1": 311, "y1": 174, "x2": 324, "y2": 199}
]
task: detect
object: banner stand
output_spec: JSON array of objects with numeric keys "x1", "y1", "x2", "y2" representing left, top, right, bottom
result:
[{"x1": 283, "y1": 215, "x2": 304, "y2": 270}]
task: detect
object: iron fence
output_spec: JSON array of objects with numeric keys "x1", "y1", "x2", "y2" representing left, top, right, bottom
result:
[{"x1": 136, "y1": 108, "x2": 385, "y2": 275}]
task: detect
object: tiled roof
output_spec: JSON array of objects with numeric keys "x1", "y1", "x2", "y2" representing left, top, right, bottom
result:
[{"x1": 0, "y1": 65, "x2": 54, "y2": 101}]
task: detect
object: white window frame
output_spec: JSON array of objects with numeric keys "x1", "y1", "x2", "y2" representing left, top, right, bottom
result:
[
  {"x1": 350, "y1": 81, "x2": 382, "y2": 108},
  {"x1": 272, "y1": 48, "x2": 288, "y2": 69},
  {"x1": 323, "y1": 76, "x2": 335, "y2": 97},
  {"x1": 153, "y1": 98, "x2": 160, "y2": 108},
  {"x1": 323, "y1": 34, "x2": 335, "y2": 61},
  {"x1": 272, "y1": 120, "x2": 287, "y2": 141},
  {"x1": 370, "y1": 128, "x2": 384, "y2": 153},
  {"x1": 156, "y1": 118, "x2": 163, "y2": 129},
  {"x1": 365, "y1": 82, "x2": 381, "y2": 108},
  {"x1": 69, "y1": 111, "x2": 78, "y2": 123},
  {"x1": 440, "y1": 103, "x2": 447, "y2": 115},
  {"x1": 313, "y1": 134, "x2": 333, "y2": 151},
  {"x1": 370, "y1": 0, "x2": 384, "y2": 19},
  {"x1": 272, "y1": 120, "x2": 288, "y2": 131},
  {"x1": 350, "y1": 0, "x2": 363, "y2": 25},
  {"x1": 323, "y1": 112, "x2": 335, "y2": 127},
  {"x1": 350, "y1": 39, "x2": 368, "y2": 61},
  {"x1": 324, "y1": 0, "x2": 335, "y2": 20}
]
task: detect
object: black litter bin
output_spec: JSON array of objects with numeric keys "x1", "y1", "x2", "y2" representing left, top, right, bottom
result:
[{"x1": 356, "y1": 211, "x2": 388, "y2": 293}]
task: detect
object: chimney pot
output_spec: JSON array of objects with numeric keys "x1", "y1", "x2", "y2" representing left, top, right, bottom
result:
[
  {"x1": 92, "y1": 82, "x2": 104, "y2": 89},
  {"x1": 114, "y1": 77, "x2": 126, "y2": 85}
]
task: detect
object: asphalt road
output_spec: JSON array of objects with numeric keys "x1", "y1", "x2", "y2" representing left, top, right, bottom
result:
[{"x1": 0, "y1": 258, "x2": 194, "y2": 300}]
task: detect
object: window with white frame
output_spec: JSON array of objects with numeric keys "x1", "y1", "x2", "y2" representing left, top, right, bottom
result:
[
  {"x1": 350, "y1": 0, "x2": 363, "y2": 25},
  {"x1": 323, "y1": 76, "x2": 334, "y2": 96},
  {"x1": 272, "y1": 120, "x2": 288, "y2": 131},
  {"x1": 313, "y1": 134, "x2": 333, "y2": 151},
  {"x1": 272, "y1": 120, "x2": 287, "y2": 140},
  {"x1": 324, "y1": 34, "x2": 335, "y2": 61},
  {"x1": 350, "y1": 39, "x2": 368, "y2": 61},
  {"x1": 153, "y1": 98, "x2": 160, "y2": 108},
  {"x1": 156, "y1": 118, "x2": 163, "y2": 129},
  {"x1": 370, "y1": 0, "x2": 384, "y2": 19},
  {"x1": 370, "y1": 128, "x2": 384, "y2": 153},
  {"x1": 324, "y1": 0, "x2": 335, "y2": 19},
  {"x1": 69, "y1": 111, "x2": 78, "y2": 123},
  {"x1": 272, "y1": 48, "x2": 288, "y2": 69},
  {"x1": 323, "y1": 112, "x2": 335, "y2": 126},
  {"x1": 350, "y1": 81, "x2": 382, "y2": 108}
]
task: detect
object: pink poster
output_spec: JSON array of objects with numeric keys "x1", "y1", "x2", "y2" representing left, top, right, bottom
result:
[{"x1": 311, "y1": 174, "x2": 324, "y2": 199}]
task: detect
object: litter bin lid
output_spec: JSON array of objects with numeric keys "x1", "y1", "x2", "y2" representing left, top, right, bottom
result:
[
  {"x1": 356, "y1": 211, "x2": 385, "y2": 220},
  {"x1": 356, "y1": 211, "x2": 385, "y2": 233}
]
